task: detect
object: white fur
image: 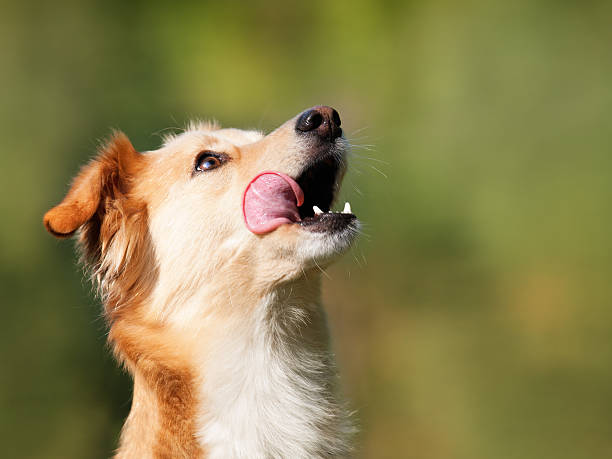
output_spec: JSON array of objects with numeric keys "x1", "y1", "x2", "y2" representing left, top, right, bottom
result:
[
  {"x1": 139, "y1": 118, "x2": 358, "y2": 457},
  {"x1": 196, "y1": 286, "x2": 355, "y2": 458}
]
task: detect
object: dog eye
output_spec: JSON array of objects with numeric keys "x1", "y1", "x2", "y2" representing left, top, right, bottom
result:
[{"x1": 195, "y1": 152, "x2": 224, "y2": 172}]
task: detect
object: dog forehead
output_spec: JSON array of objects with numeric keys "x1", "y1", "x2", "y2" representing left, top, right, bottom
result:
[
  {"x1": 161, "y1": 127, "x2": 264, "y2": 155},
  {"x1": 212, "y1": 128, "x2": 264, "y2": 145}
]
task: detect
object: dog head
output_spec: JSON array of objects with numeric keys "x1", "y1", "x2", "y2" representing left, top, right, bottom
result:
[{"x1": 44, "y1": 107, "x2": 359, "y2": 319}]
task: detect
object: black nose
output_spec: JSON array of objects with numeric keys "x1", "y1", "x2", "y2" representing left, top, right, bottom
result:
[{"x1": 295, "y1": 106, "x2": 342, "y2": 140}]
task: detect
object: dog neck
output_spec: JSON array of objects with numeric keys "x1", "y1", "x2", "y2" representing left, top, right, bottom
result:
[{"x1": 112, "y1": 273, "x2": 353, "y2": 458}]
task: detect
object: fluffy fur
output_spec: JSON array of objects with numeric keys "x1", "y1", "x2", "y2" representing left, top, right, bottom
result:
[{"x1": 44, "y1": 110, "x2": 359, "y2": 458}]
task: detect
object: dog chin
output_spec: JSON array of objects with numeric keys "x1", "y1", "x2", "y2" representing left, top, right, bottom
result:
[{"x1": 296, "y1": 219, "x2": 361, "y2": 267}]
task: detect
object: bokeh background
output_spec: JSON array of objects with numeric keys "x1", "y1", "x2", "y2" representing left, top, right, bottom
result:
[{"x1": 2, "y1": 1, "x2": 612, "y2": 458}]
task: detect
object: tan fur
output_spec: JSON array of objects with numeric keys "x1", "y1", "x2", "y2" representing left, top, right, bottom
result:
[
  {"x1": 111, "y1": 318, "x2": 202, "y2": 458},
  {"x1": 46, "y1": 133, "x2": 204, "y2": 457},
  {"x1": 45, "y1": 112, "x2": 356, "y2": 458}
]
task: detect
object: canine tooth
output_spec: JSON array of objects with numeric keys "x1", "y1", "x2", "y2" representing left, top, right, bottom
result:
[
  {"x1": 313, "y1": 205, "x2": 323, "y2": 215},
  {"x1": 343, "y1": 202, "x2": 352, "y2": 214}
]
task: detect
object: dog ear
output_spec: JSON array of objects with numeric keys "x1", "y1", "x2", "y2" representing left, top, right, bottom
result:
[{"x1": 44, "y1": 132, "x2": 143, "y2": 238}]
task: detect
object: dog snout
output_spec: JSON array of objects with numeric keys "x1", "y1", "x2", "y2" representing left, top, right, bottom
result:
[{"x1": 295, "y1": 106, "x2": 342, "y2": 140}]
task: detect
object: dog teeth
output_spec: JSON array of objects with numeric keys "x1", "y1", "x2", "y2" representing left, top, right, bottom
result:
[{"x1": 312, "y1": 202, "x2": 352, "y2": 216}]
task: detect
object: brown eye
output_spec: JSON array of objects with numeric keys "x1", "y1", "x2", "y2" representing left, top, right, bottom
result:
[{"x1": 195, "y1": 152, "x2": 224, "y2": 172}]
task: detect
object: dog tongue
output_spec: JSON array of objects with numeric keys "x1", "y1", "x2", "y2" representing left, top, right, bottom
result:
[{"x1": 243, "y1": 172, "x2": 304, "y2": 234}]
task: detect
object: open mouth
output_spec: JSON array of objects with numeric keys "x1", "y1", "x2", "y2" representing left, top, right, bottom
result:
[
  {"x1": 243, "y1": 155, "x2": 356, "y2": 235},
  {"x1": 295, "y1": 156, "x2": 356, "y2": 232}
]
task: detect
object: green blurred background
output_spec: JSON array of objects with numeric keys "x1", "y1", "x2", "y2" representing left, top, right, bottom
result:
[{"x1": 2, "y1": 1, "x2": 612, "y2": 458}]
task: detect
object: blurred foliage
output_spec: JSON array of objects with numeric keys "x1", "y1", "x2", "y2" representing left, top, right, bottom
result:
[{"x1": 1, "y1": 0, "x2": 612, "y2": 458}]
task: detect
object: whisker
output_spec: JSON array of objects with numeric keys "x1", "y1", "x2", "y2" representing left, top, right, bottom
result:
[
  {"x1": 349, "y1": 126, "x2": 370, "y2": 136},
  {"x1": 313, "y1": 259, "x2": 332, "y2": 280},
  {"x1": 350, "y1": 145, "x2": 378, "y2": 153},
  {"x1": 348, "y1": 134, "x2": 384, "y2": 143},
  {"x1": 348, "y1": 137, "x2": 370, "y2": 143},
  {"x1": 369, "y1": 165, "x2": 388, "y2": 179},
  {"x1": 351, "y1": 153, "x2": 390, "y2": 165},
  {"x1": 349, "y1": 164, "x2": 364, "y2": 176}
]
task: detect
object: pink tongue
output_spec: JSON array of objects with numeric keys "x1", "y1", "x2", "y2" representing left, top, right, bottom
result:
[{"x1": 243, "y1": 172, "x2": 305, "y2": 234}]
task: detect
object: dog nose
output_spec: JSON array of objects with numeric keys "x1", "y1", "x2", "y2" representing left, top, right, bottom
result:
[{"x1": 295, "y1": 106, "x2": 342, "y2": 140}]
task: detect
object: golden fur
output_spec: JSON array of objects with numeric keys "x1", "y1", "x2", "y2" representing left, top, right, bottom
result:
[{"x1": 44, "y1": 110, "x2": 358, "y2": 458}]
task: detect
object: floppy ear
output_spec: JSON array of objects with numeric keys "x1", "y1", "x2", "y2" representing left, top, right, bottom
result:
[{"x1": 43, "y1": 132, "x2": 143, "y2": 238}]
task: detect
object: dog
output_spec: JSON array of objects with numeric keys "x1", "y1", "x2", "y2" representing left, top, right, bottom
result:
[{"x1": 44, "y1": 106, "x2": 360, "y2": 458}]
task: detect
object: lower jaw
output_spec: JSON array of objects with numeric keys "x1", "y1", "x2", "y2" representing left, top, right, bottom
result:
[{"x1": 298, "y1": 212, "x2": 357, "y2": 233}]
